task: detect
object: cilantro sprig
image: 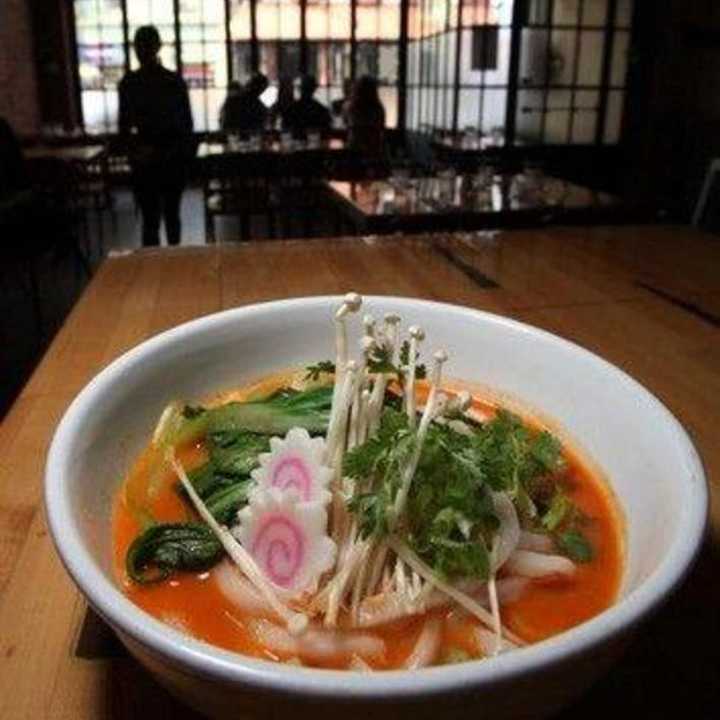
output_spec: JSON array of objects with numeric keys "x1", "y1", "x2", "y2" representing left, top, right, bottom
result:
[
  {"x1": 345, "y1": 407, "x2": 588, "y2": 580},
  {"x1": 366, "y1": 340, "x2": 427, "y2": 385}
]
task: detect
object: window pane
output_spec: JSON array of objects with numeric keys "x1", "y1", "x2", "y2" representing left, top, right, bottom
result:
[
  {"x1": 229, "y1": 0, "x2": 252, "y2": 41},
  {"x1": 604, "y1": 90, "x2": 624, "y2": 143},
  {"x1": 544, "y1": 89, "x2": 571, "y2": 143},
  {"x1": 571, "y1": 89, "x2": 598, "y2": 143},
  {"x1": 75, "y1": 0, "x2": 125, "y2": 133},
  {"x1": 577, "y1": 30, "x2": 603, "y2": 85},
  {"x1": 582, "y1": 0, "x2": 608, "y2": 27},
  {"x1": 610, "y1": 30, "x2": 630, "y2": 86},
  {"x1": 183, "y1": 42, "x2": 228, "y2": 130},
  {"x1": 81, "y1": 89, "x2": 120, "y2": 133},
  {"x1": 615, "y1": 0, "x2": 634, "y2": 28},
  {"x1": 306, "y1": 0, "x2": 351, "y2": 40},
  {"x1": 548, "y1": 30, "x2": 575, "y2": 86},
  {"x1": 463, "y1": 0, "x2": 513, "y2": 26},
  {"x1": 478, "y1": 88, "x2": 506, "y2": 138},
  {"x1": 357, "y1": 0, "x2": 402, "y2": 41},
  {"x1": 515, "y1": 89, "x2": 544, "y2": 142},
  {"x1": 519, "y1": 28, "x2": 548, "y2": 86},
  {"x1": 552, "y1": 0, "x2": 579, "y2": 26},
  {"x1": 256, "y1": 0, "x2": 301, "y2": 41}
]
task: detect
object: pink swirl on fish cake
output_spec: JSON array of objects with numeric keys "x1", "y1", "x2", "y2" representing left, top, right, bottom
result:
[
  {"x1": 269, "y1": 456, "x2": 313, "y2": 501},
  {"x1": 250, "y1": 513, "x2": 305, "y2": 588}
]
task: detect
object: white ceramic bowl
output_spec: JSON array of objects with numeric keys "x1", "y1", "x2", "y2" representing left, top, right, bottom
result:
[{"x1": 45, "y1": 297, "x2": 707, "y2": 720}]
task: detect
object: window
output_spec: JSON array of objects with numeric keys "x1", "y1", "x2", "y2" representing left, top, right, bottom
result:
[
  {"x1": 74, "y1": 0, "x2": 125, "y2": 133},
  {"x1": 72, "y1": 0, "x2": 633, "y2": 143},
  {"x1": 179, "y1": 0, "x2": 229, "y2": 132},
  {"x1": 515, "y1": 0, "x2": 633, "y2": 145},
  {"x1": 471, "y1": 25, "x2": 499, "y2": 71}
]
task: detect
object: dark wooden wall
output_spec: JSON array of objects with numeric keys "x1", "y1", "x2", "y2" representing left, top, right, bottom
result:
[{"x1": 623, "y1": 0, "x2": 720, "y2": 221}]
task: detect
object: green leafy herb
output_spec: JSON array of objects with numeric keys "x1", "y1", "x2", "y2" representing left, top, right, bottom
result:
[
  {"x1": 343, "y1": 408, "x2": 410, "y2": 481},
  {"x1": 556, "y1": 530, "x2": 594, "y2": 563},
  {"x1": 207, "y1": 384, "x2": 333, "y2": 437},
  {"x1": 346, "y1": 408, "x2": 568, "y2": 581},
  {"x1": 469, "y1": 411, "x2": 565, "y2": 497},
  {"x1": 126, "y1": 523, "x2": 223, "y2": 584},
  {"x1": 541, "y1": 493, "x2": 572, "y2": 532},
  {"x1": 366, "y1": 342, "x2": 426, "y2": 385},
  {"x1": 154, "y1": 405, "x2": 210, "y2": 450},
  {"x1": 205, "y1": 481, "x2": 251, "y2": 524},
  {"x1": 304, "y1": 360, "x2": 336, "y2": 381},
  {"x1": 366, "y1": 344, "x2": 396, "y2": 375},
  {"x1": 180, "y1": 431, "x2": 267, "y2": 522},
  {"x1": 208, "y1": 431, "x2": 269, "y2": 476},
  {"x1": 185, "y1": 462, "x2": 222, "y2": 499}
]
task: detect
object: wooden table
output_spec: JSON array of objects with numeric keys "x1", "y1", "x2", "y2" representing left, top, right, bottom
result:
[
  {"x1": 23, "y1": 144, "x2": 106, "y2": 164},
  {"x1": 328, "y1": 175, "x2": 621, "y2": 234},
  {"x1": 1, "y1": 226, "x2": 718, "y2": 718}
]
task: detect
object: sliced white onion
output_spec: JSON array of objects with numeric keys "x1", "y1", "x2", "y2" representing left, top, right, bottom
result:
[
  {"x1": 518, "y1": 531, "x2": 555, "y2": 554},
  {"x1": 356, "y1": 577, "x2": 529, "y2": 628},
  {"x1": 214, "y1": 560, "x2": 280, "y2": 621},
  {"x1": 247, "y1": 619, "x2": 385, "y2": 663},
  {"x1": 491, "y1": 492, "x2": 521, "y2": 571},
  {"x1": 403, "y1": 617, "x2": 443, "y2": 669},
  {"x1": 472, "y1": 576, "x2": 530, "y2": 607},
  {"x1": 504, "y1": 550, "x2": 575, "y2": 578}
]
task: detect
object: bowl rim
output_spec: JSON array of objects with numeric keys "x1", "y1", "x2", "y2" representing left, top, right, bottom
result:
[{"x1": 45, "y1": 295, "x2": 708, "y2": 699}]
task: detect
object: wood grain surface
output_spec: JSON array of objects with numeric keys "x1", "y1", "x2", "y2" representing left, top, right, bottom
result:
[{"x1": 1, "y1": 226, "x2": 718, "y2": 718}]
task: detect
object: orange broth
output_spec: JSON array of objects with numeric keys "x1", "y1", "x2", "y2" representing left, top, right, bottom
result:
[{"x1": 113, "y1": 373, "x2": 623, "y2": 669}]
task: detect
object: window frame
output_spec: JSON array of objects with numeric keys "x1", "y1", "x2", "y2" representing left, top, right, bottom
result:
[{"x1": 71, "y1": 0, "x2": 633, "y2": 144}]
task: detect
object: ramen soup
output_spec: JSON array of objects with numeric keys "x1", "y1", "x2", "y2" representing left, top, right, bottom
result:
[{"x1": 114, "y1": 294, "x2": 623, "y2": 670}]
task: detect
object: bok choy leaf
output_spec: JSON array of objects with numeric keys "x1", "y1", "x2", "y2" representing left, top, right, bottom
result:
[{"x1": 126, "y1": 523, "x2": 223, "y2": 584}]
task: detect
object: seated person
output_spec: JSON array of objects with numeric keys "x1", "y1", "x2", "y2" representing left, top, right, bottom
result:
[
  {"x1": 283, "y1": 75, "x2": 332, "y2": 139},
  {"x1": 221, "y1": 74, "x2": 269, "y2": 135},
  {"x1": 219, "y1": 81, "x2": 242, "y2": 130},
  {"x1": 345, "y1": 75, "x2": 386, "y2": 159},
  {"x1": 270, "y1": 77, "x2": 295, "y2": 130}
]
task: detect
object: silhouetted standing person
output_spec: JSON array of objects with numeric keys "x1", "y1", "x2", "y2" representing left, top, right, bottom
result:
[
  {"x1": 220, "y1": 74, "x2": 269, "y2": 135},
  {"x1": 118, "y1": 26, "x2": 194, "y2": 247},
  {"x1": 284, "y1": 75, "x2": 332, "y2": 138},
  {"x1": 345, "y1": 76, "x2": 386, "y2": 159}
]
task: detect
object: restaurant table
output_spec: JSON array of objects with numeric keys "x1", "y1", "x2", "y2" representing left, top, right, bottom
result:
[
  {"x1": 327, "y1": 174, "x2": 621, "y2": 234},
  {"x1": 23, "y1": 144, "x2": 106, "y2": 164},
  {"x1": 431, "y1": 134, "x2": 505, "y2": 154},
  {"x1": 1, "y1": 226, "x2": 718, "y2": 718},
  {"x1": 198, "y1": 136, "x2": 345, "y2": 160}
]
